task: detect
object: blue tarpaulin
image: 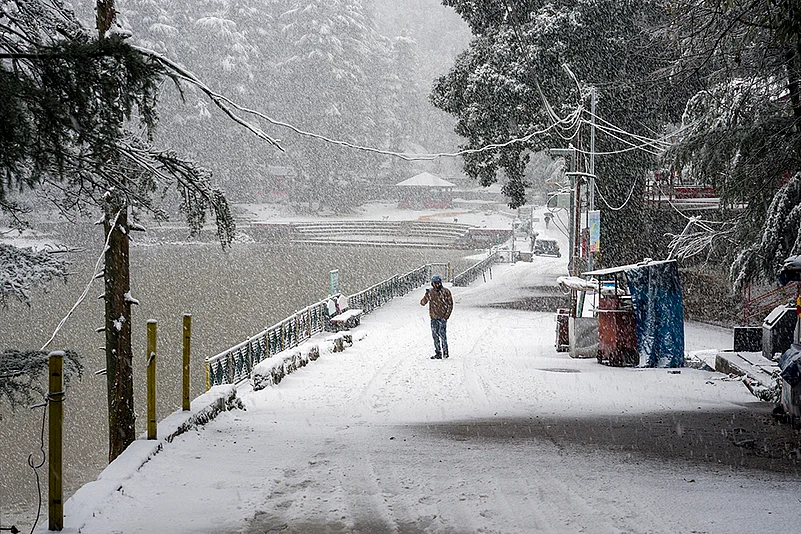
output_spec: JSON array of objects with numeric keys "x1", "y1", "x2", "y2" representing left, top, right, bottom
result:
[
  {"x1": 779, "y1": 344, "x2": 801, "y2": 386},
  {"x1": 625, "y1": 260, "x2": 685, "y2": 367}
]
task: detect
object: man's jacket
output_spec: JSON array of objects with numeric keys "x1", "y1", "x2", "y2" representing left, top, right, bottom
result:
[{"x1": 421, "y1": 286, "x2": 453, "y2": 320}]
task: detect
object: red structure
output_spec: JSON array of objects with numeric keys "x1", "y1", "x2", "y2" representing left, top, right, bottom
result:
[
  {"x1": 646, "y1": 169, "x2": 718, "y2": 204},
  {"x1": 583, "y1": 265, "x2": 640, "y2": 367},
  {"x1": 396, "y1": 172, "x2": 456, "y2": 209},
  {"x1": 597, "y1": 293, "x2": 638, "y2": 366},
  {"x1": 266, "y1": 165, "x2": 295, "y2": 201}
]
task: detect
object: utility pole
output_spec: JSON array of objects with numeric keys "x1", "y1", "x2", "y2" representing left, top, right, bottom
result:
[
  {"x1": 548, "y1": 147, "x2": 577, "y2": 276},
  {"x1": 588, "y1": 87, "x2": 597, "y2": 272},
  {"x1": 573, "y1": 144, "x2": 581, "y2": 277}
]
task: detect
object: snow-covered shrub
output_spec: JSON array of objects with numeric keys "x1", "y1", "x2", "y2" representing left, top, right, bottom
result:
[
  {"x1": 305, "y1": 344, "x2": 320, "y2": 362},
  {"x1": 328, "y1": 334, "x2": 345, "y2": 353},
  {"x1": 251, "y1": 333, "x2": 361, "y2": 391},
  {"x1": 252, "y1": 356, "x2": 287, "y2": 390},
  {"x1": 283, "y1": 350, "x2": 301, "y2": 373}
]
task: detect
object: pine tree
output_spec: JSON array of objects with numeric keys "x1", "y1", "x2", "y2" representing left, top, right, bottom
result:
[
  {"x1": 1, "y1": 0, "x2": 236, "y2": 461},
  {"x1": 665, "y1": 0, "x2": 801, "y2": 289},
  {"x1": 0, "y1": 244, "x2": 68, "y2": 308},
  {"x1": 268, "y1": 0, "x2": 393, "y2": 210},
  {"x1": 432, "y1": 0, "x2": 687, "y2": 266}
]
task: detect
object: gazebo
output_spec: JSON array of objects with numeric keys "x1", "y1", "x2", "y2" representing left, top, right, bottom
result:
[{"x1": 396, "y1": 172, "x2": 456, "y2": 209}]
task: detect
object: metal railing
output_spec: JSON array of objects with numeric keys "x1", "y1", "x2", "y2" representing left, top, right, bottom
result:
[
  {"x1": 453, "y1": 250, "x2": 499, "y2": 287},
  {"x1": 743, "y1": 282, "x2": 798, "y2": 323},
  {"x1": 205, "y1": 263, "x2": 449, "y2": 388}
]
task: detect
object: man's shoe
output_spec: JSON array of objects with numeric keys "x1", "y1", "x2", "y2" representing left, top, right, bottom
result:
[
  {"x1": 431, "y1": 353, "x2": 442, "y2": 359},
  {"x1": 442, "y1": 352, "x2": 449, "y2": 359}
]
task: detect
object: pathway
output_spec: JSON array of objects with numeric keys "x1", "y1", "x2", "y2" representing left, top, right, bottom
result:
[{"x1": 55, "y1": 261, "x2": 801, "y2": 534}]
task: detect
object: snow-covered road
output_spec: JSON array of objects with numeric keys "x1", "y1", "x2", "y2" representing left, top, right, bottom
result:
[{"x1": 66, "y1": 262, "x2": 800, "y2": 534}]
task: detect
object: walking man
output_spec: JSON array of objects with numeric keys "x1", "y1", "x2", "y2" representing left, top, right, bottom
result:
[{"x1": 420, "y1": 275, "x2": 453, "y2": 359}]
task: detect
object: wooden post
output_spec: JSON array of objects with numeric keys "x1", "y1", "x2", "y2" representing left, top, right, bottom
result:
[
  {"x1": 147, "y1": 320, "x2": 157, "y2": 440},
  {"x1": 204, "y1": 359, "x2": 211, "y2": 392},
  {"x1": 182, "y1": 314, "x2": 192, "y2": 411},
  {"x1": 48, "y1": 350, "x2": 64, "y2": 531}
]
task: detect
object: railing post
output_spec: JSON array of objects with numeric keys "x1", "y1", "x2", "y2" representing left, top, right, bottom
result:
[
  {"x1": 147, "y1": 320, "x2": 157, "y2": 440},
  {"x1": 182, "y1": 314, "x2": 191, "y2": 411},
  {"x1": 48, "y1": 350, "x2": 64, "y2": 531},
  {"x1": 244, "y1": 339, "x2": 250, "y2": 379},
  {"x1": 204, "y1": 359, "x2": 210, "y2": 391}
]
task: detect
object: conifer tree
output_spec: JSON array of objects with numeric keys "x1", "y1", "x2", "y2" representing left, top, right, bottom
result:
[
  {"x1": 1, "y1": 0, "x2": 237, "y2": 460},
  {"x1": 432, "y1": 0, "x2": 686, "y2": 266},
  {"x1": 665, "y1": 0, "x2": 801, "y2": 289}
]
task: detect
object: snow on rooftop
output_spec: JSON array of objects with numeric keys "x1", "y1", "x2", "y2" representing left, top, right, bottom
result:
[{"x1": 395, "y1": 171, "x2": 456, "y2": 188}]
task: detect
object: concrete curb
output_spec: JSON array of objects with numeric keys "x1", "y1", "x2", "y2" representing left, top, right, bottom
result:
[{"x1": 713, "y1": 350, "x2": 777, "y2": 386}]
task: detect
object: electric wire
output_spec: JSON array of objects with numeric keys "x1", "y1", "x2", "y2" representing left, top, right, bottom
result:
[
  {"x1": 214, "y1": 93, "x2": 576, "y2": 161},
  {"x1": 584, "y1": 109, "x2": 674, "y2": 150},
  {"x1": 655, "y1": 184, "x2": 733, "y2": 226},
  {"x1": 26, "y1": 398, "x2": 47, "y2": 534},
  {"x1": 40, "y1": 210, "x2": 120, "y2": 351},
  {"x1": 583, "y1": 129, "x2": 662, "y2": 156},
  {"x1": 141, "y1": 42, "x2": 579, "y2": 162},
  {"x1": 593, "y1": 178, "x2": 638, "y2": 212},
  {"x1": 586, "y1": 121, "x2": 663, "y2": 156},
  {"x1": 143, "y1": 31, "x2": 676, "y2": 165},
  {"x1": 550, "y1": 210, "x2": 571, "y2": 240}
]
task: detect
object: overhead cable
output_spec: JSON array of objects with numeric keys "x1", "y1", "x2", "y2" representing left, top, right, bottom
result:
[{"x1": 593, "y1": 178, "x2": 638, "y2": 212}]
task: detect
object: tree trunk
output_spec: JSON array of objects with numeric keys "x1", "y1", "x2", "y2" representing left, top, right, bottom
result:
[
  {"x1": 786, "y1": 44, "x2": 801, "y2": 139},
  {"x1": 104, "y1": 203, "x2": 135, "y2": 462},
  {"x1": 95, "y1": 0, "x2": 135, "y2": 464}
]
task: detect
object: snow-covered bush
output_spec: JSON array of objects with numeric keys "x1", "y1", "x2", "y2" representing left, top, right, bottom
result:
[
  {"x1": 0, "y1": 243, "x2": 69, "y2": 307},
  {"x1": 0, "y1": 349, "x2": 82, "y2": 410},
  {"x1": 251, "y1": 332, "x2": 362, "y2": 391}
]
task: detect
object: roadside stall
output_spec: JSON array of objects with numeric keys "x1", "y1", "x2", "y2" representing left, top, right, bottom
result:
[
  {"x1": 776, "y1": 256, "x2": 801, "y2": 418},
  {"x1": 556, "y1": 276, "x2": 599, "y2": 358},
  {"x1": 582, "y1": 259, "x2": 685, "y2": 368}
]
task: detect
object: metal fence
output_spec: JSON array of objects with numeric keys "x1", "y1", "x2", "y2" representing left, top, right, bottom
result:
[
  {"x1": 205, "y1": 263, "x2": 450, "y2": 389},
  {"x1": 452, "y1": 250, "x2": 499, "y2": 287}
]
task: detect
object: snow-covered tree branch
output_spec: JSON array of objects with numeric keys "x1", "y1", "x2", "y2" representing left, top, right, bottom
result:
[
  {"x1": 0, "y1": 348, "x2": 82, "y2": 411},
  {"x1": 667, "y1": 0, "x2": 801, "y2": 288},
  {"x1": 0, "y1": 243, "x2": 69, "y2": 307},
  {"x1": 665, "y1": 217, "x2": 737, "y2": 263}
]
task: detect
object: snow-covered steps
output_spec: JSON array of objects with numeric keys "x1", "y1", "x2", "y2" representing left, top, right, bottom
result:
[{"x1": 713, "y1": 350, "x2": 777, "y2": 383}]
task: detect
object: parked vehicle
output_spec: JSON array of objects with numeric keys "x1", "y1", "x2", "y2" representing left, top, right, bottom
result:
[{"x1": 533, "y1": 238, "x2": 561, "y2": 257}]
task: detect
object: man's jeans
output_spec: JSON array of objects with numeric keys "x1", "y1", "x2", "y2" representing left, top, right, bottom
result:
[{"x1": 430, "y1": 318, "x2": 448, "y2": 356}]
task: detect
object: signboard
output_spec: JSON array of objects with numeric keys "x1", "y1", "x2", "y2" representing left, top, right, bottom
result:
[
  {"x1": 329, "y1": 269, "x2": 339, "y2": 296},
  {"x1": 546, "y1": 191, "x2": 571, "y2": 210},
  {"x1": 588, "y1": 210, "x2": 600, "y2": 253}
]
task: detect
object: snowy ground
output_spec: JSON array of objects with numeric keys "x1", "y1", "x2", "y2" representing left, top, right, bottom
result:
[
  {"x1": 236, "y1": 200, "x2": 539, "y2": 230},
  {"x1": 54, "y1": 260, "x2": 801, "y2": 534},
  {"x1": 0, "y1": 227, "x2": 62, "y2": 250}
]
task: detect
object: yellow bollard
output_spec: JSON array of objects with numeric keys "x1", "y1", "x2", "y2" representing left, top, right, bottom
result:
[
  {"x1": 147, "y1": 320, "x2": 157, "y2": 440},
  {"x1": 48, "y1": 350, "x2": 64, "y2": 531},
  {"x1": 205, "y1": 359, "x2": 211, "y2": 392},
  {"x1": 182, "y1": 314, "x2": 192, "y2": 411}
]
